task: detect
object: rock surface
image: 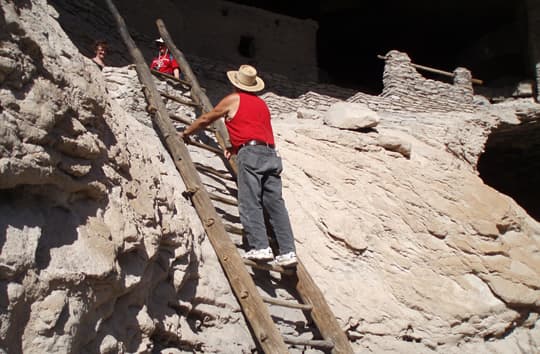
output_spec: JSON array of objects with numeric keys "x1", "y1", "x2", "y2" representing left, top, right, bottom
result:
[
  {"x1": 323, "y1": 102, "x2": 381, "y2": 130},
  {"x1": 1, "y1": 1, "x2": 252, "y2": 353},
  {"x1": 1, "y1": 1, "x2": 540, "y2": 354}
]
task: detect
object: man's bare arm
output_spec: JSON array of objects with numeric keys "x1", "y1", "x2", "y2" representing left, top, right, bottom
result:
[{"x1": 181, "y1": 94, "x2": 238, "y2": 138}]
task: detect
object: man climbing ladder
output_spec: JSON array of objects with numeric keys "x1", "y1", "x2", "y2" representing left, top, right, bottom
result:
[{"x1": 180, "y1": 64, "x2": 298, "y2": 267}]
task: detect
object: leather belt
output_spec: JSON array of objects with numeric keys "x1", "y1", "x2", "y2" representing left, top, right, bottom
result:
[{"x1": 238, "y1": 139, "x2": 275, "y2": 151}]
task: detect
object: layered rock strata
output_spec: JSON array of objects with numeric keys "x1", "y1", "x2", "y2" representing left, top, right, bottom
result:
[{"x1": 1, "y1": 1, "x2": 540, "y2": 354}]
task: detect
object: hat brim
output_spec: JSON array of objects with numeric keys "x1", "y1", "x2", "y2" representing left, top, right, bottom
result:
[{"x1": 226, "y1": 71, "x2": 265, "y2": 93}]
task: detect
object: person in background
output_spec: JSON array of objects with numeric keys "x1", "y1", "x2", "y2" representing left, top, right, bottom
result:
[
  {"x1": 91, "y1": 39, "x2": 108, "y2": 70},
  {"x1": 179, "y1": 64, "x2": 297, "y2": 267},
  {"x1": 150, "y1": 37, "x2": 180, "y2": 80}
]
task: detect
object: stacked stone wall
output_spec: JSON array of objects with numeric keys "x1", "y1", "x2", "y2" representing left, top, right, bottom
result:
[
  {"x1": 191, "y1": 50, "x2": 478, "y2": 116},
  {"x1": 278, "y1": 50, "x2": 478, "y2": 114},
  {"x1": 371, "y1": 50, "x2": 475, "y2": 113}
]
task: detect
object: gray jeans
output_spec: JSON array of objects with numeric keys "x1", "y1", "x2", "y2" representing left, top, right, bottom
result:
[{"x1": 236, "y1": 145, "x2": 296, "y2": 254}]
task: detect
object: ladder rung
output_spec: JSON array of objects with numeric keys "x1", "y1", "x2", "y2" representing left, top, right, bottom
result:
[
  {"x1": 170, "y1": 114, "x2": 216, "y2": 133},
  {"x1": 108, "y1": 7, "x2": 355, "y2": 351},
  {"x1": 170, "y1": 114, "x2": 192, "y2": 126},
  {"x1": 224, "y1": 224, "x2": 243, "y2": 235},
  {"x1": 261, "y1": 295, "x2": 312, "y2": 311},
  {"x1": 283, "y1": 336, "x2": 334, "y2": 349},
  {"x1": 188, "y1": 140, "x2": 223, "y2": 155},
  {"x1": 243, "y1": 259, "x2": 296, "y2": 275},
  {"x1": 208, "y1": 192, "x2": 238, "y2": 206},
  {"x1": 159, "y1": 90, "x2": 200, "y2": 107},
  {"x1": 195, "y1": 163, "x2": 234, "y2": 180},
  {"x1": 151, "y1": 69, "x2": 192, "y2": 87}
]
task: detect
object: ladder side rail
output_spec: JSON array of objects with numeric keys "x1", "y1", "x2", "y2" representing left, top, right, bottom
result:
[
  {"x1": 104, "y1": 1, "x2": 288, "y2": 352},
  {"x1": 156, "y1": 19, "x2": 238, "y2": 178},
  {"x1": 156, "y1": 16, "x2": 353, "y2": 354},
  {"x1": 295, "y1": 262, "x2": 354, "y2": 353}
]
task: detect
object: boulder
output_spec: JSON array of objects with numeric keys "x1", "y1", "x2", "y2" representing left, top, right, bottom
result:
[{"x1": 323, "y1": 102, "x2": 380, "y2": 130}]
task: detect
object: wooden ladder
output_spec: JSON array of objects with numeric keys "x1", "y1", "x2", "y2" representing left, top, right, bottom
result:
[{"x1": 106, "y1": 2, "x2": 354, "y2": 353}]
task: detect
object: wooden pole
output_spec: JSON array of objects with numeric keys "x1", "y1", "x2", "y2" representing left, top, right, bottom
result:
[
  {"x1": 185, "y1": 139, "x2": 223, "y2": 155},
  {"x1": 294, "y1": 263, "x2": 354, "y2": 353},
  {"x1": 151, "y1": 69, "x2": 192, "y2": 87},
  {"x1": 156, "y1": 21, "x2": 232, "y2": 148},
  {"x1": 261, "y1": 295, "x2": 313, "y2": 311},
  {"x1": 156, "y1": 20, "x2": 238, "y2": 180},
  {"x1": 194, "y1": 162, "x2": 234, "y2": 181},
  {"x1": 159, "y1": 90, "x2": 200, "y2": 107},
  {"x1": 208, "y1": 192, "x2": 238, "y2": 206},
  {"x1": 283, "y1": 336, "x2": 334, "y2": 349},
  {"x1": 377, "y1": 54, "x2": 483, "y2": 85},
  {"x1": 170, "y1": 115, "x2": 216, "y2": 133},
  {"x1": 104, "y1": 1, "x2": 288, "y2": 352},
  {"x1": 153, "y1": 16, "x2": 353, "y2": 354}
]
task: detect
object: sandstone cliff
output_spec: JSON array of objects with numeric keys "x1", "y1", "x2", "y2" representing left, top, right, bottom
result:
[{"x1": 1, "y1": 1, "x2": 540, "y2": 353}]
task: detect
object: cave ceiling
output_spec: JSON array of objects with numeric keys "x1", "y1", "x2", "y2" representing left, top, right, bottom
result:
[{"x1": 229, "y1": 0, "x2": 530, "y2": 92}]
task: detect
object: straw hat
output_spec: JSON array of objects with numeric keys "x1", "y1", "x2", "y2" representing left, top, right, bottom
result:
[{"x1": 226, "y1": 65, "x2": 265, "y2": 92}]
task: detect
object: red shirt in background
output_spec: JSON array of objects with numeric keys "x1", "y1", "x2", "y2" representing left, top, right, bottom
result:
[{"x1": 150, "y1": 52, "x2": 180, "y2": 75}]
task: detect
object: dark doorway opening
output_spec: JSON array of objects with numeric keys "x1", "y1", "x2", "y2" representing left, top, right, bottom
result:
[
  {"x1": 477, "y1": 121, "x2": 540, "y2": 222},
  {"x1": 238, "y1": 35, "x2": 256, "y2": 58}
]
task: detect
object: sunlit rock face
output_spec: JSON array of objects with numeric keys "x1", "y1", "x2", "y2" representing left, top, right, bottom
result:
[
  {"x1": 0, "y1": 1, "x2": 252, "y2": 353},
  {"x1": 1, "y1": 1, "x2": 540, "y2": 353}
]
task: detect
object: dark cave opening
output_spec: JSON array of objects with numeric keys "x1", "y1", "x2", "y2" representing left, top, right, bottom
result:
[
  {"x1": 229, "y1": 0, "x2": 532, "y2": 95},
  {"x1": 316, "y1": 0, "x2": 530, "y2": 94},
  {"x1": 228, "y1": 0, "x2": 539, "y2": 219},
  {"x1": 477, "y1": 121, "x2": 540, "y2": 222}
]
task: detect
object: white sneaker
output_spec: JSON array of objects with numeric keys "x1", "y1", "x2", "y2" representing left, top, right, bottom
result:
[
  {"x1": 273, "y1": 252, "x2": 297, "y2": 267},
  {"x1": 243, "y1": 247, "x2": 274, "y2": 261}
]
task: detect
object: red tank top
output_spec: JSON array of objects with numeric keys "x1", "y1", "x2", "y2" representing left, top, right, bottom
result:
[{"x1": 225, "y1": 92, "x2": 275, "y2": 150}]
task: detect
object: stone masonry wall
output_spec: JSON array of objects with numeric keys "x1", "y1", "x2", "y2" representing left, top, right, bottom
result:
[
  {"x1": 192, "y1": 50, "x2": 478, "y2": 116},
  {"x1": 272, "y1": 50, "x2": 476, "y2": 114},
  {"x1": 115, "y1": 0, "x2": 319, "y2": 82},
  {"x1": 372, "y1": 50, "x2": 475, "y2": 113},
  {"x1": 58, "y1": 0, "x2": 478, "y2": 114}
]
